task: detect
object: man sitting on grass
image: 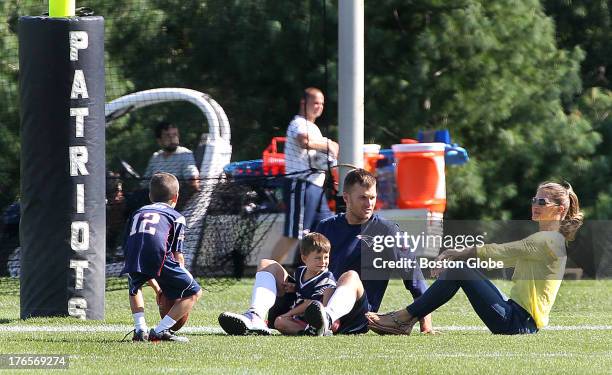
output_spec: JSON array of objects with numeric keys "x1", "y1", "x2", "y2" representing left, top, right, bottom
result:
[{"x1": 218, "y1": 169, "x2": 433, "y2": 335}]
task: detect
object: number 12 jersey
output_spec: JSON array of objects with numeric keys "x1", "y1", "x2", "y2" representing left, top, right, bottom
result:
[{"x1": 121, "y1": 202, "x2": 186, "y2": 276}]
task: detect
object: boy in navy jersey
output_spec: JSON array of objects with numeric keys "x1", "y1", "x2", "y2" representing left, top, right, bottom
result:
[
  {"x1": 122, "y1": 172, "x2": 202, "y2": 342},
  {"x1": 274, "y1": 233, "x2": 336, "y2": 335}
]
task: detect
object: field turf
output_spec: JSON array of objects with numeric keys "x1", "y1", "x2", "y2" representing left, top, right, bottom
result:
[{"x1": 0, "y1": 278, "x2": 610, "y2": 374}]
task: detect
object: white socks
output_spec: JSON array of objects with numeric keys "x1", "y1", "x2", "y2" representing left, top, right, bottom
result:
[
  {"x1": 154, "y1": 315, "x2": 177, "y2": 333},
  {"x1": 250, "y1": 271, "x2": 277, "y2": 319},
  {"x1": 326, "y1": 285, "x2": 356, "y2": 323},
  {"x1": 133, "y1": 312, "x2": 147, "y2": 332}
]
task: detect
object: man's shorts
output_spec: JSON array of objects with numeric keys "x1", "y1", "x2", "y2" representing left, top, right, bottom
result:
[
  {"x1": 128, "y1": 260, "x2": 201, "y2": 300},
  {"x1": 283, "y1": 178, "x2": 332, "y2": 239}
]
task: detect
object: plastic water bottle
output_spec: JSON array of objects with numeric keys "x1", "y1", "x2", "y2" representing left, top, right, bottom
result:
[{"x1": 376, "y1": 158, "x2": 397, "y2": 209}]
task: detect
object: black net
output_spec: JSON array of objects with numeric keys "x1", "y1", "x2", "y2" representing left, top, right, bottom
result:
[
  {"x1": 103, "y1": 174, "x2": 284, "y2": 292},
  {"x1": 0, "y1": 0, "x2": 341, "y2": 294}
]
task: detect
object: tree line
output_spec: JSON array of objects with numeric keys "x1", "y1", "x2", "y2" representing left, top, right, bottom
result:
[{"x1": 1, "y1": 0, "x2": 611, "y2": 220}]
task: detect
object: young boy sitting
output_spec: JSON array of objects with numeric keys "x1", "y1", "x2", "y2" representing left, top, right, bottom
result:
[
  {"x1": 273, "y1": 232, "x2": 337, "y2": 335},
  {"x1": 121, "y1": 172, "x2": 202, "y2": 342}
]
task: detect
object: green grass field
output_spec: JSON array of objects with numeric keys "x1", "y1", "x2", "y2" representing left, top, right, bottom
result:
[{"x1": 0, "y1": 278, "x2": 611, "y2": 374}]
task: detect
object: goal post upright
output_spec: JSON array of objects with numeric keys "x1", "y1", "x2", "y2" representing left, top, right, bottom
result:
[
  {"x1": 49, "y1": 0, "x2": 75, "y2": 18},
  {"x1": 19, "y1": 1, "x2": 106, "y2": 320}
]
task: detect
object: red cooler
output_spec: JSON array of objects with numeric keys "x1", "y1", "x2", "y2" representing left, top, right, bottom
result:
[
  {"x1": 391, "y1": 143, "x2": 446, "y2": 213},
  {"x1": 262, "y1": 137, "x2": 286, "y2": 175}
]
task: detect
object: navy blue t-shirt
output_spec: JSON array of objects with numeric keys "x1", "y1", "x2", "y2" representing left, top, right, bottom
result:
[
  {"x1": 293, "y1": 266, "x2": 336, "y2": 308},
  {"x1": 121, "y1": 203, "x2": 186, "y2": 276},
  {"x1": 316, "y1": 213, "x2": 427, "y2": 312}
]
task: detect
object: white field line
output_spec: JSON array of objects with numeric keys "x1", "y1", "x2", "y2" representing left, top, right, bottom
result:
[{"x1": 0, "y1": 324, "x2": 611, "y2": 333}]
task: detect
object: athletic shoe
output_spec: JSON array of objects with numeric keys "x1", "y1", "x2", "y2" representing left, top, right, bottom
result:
[
  {"x1": 148, "y1": 328, "x2": 189, "y2": 343},
  {"x1": 218, "y1": 310, "x2": 271, "y2": 336},
  {"x1": 303, "y1": 301, "x2": 332, "y2": 336},
  {"x1": 121, "y1": 329, "x2": 149, "y2": 342},
  {"x1": 298, "y1": 325, "x2": 318, "y2": 336},
  {"x1": 132, "y1": 329, "x2": 149, "y2": 342}
]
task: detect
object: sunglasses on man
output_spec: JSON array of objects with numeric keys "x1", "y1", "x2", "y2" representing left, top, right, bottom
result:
[{"x1": 531, "y1": 197, "x2": 559, "y2": 206}]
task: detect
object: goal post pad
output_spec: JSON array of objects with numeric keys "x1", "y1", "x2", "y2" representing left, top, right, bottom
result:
[{"x1": 19, "y1": 15, "x2": 105, "y2": 320}]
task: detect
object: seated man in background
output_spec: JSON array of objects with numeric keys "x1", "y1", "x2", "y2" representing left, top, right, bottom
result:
[{"x1": 142, "y1": 121, "x2": 200, "y2": 209}]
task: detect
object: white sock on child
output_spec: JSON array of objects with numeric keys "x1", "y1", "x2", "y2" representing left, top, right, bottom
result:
[
  {"x1": 326, "y1": 285, "x2": 357, "y2": 323},
  {"x1": 154, "y1": 315, "x2": 177, "y2": 333},
  {"x1": 133, "y1": 312, "x2": 147, "y2": 331},
  {"x1": 249, "y1": 271, "x2": 277, "y2": 318}
]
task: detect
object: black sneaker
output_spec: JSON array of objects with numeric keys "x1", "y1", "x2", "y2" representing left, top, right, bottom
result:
[
  {"x1": 132, "y1": 329, "x2": 149, "y2": 342},
  {"x1": 121, "y1": 329, "x2": 149, "y2": 342},
  {"x1": 148, "y1": 328, "x2": 189, "y2": 343},
  {"x1": 303, "y1": 301, "x2": 332, "y2": 336},
  {"x1": 218, "y1": 311, "x2": 271, "y2": 336},
  {"x1": 298, "y1": 325, "x2": 318, "y2": 336}
]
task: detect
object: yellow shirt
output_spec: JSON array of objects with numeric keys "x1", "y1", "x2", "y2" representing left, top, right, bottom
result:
[{"x1": 476, "y1": 231, "x2": 567, "y2": 328}]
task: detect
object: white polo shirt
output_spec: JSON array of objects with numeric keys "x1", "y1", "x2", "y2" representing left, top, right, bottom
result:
[{"x1": 285, "y1": 115, "x2": 326, "y2": 187}]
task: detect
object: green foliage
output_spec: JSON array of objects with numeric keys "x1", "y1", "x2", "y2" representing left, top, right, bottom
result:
[
  {"x1": 570, "y1": 88, "x2": 612, "y2": 218},
  {"x1": 0, "y1": 0, "x2": 610, "y2": 220},
  {"x1": 364, "y1": 0, "x2": 597, "y2": 219},
  {"x1": 544, "y1": 0, "x2": 612, "y2": 91},
  {"x1": 103, "y1": 0, "x2": 337, "y2": 165},
  {"x1": 0, "y1": 1, "x2": 22, "y2": 208}
]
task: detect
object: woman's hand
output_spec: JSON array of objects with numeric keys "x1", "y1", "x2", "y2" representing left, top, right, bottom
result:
[
  {"x1": 430, "y1": 249, "x2": 469, "y2": 278},
  {"x1": 437, "y1": 249, "x2": 464, "y2": 262}
]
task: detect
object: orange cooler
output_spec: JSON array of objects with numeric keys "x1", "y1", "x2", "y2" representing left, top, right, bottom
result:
[
  {"x1": 363, "y1": 144, "x2": 382, "y2": 173},
  {"x1": 391, "y1": 143, "x2": 446, "y2": 213}
]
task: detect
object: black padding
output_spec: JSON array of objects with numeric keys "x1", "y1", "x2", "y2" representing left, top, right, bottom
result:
[{"x1": 19, "y1": 16, "x2": 105, "y2": 319}]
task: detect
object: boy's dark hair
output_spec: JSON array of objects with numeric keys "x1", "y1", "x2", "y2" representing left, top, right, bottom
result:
[
  {"x1": 300, "y1": 232, "x2": 331, "y2": 256},
  {"x1": 155, "y1": 121, "x2": 178, "y2": 139},
  {"x1": 149, "y1": 172, "x2": 179, "y2": 202},
  {"x1": 344, "y1": 168, "x2": 377, "y2": 192}
]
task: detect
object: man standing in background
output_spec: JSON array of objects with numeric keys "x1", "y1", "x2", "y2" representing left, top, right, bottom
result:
[{"x1": 270, "y1": 87, "x2": 339, "y2": 262}]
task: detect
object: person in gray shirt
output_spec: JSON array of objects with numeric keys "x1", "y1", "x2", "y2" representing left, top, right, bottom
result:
[{"x1": 142, "y1": 122, "x2": 200, "y2": 193}]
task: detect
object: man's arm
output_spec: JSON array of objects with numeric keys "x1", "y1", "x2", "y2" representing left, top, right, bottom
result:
[{"x1": 296, "y1": 133, "x2": 339, "y2": 158}]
